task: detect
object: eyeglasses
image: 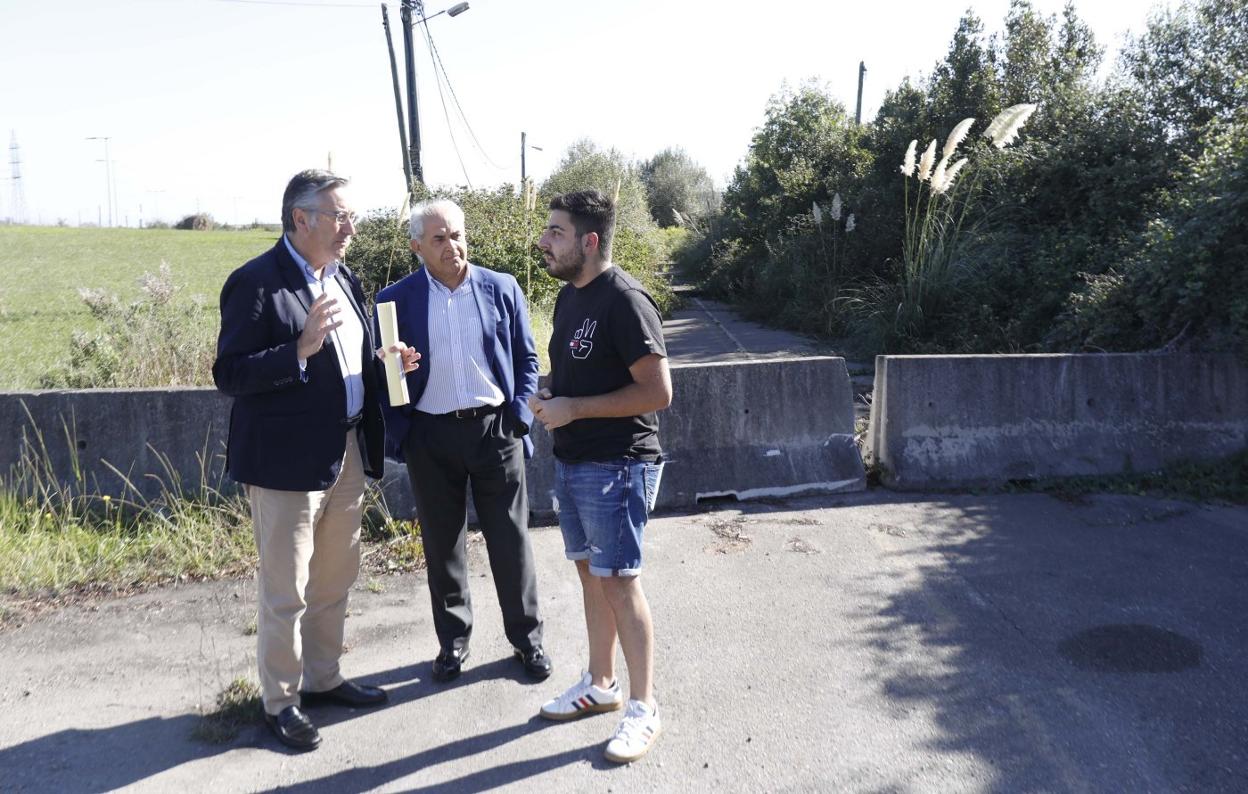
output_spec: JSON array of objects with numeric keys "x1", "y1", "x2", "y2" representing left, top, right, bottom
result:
[{"x1": 310, "y1": 209, "x2": 360, "y2": 226}]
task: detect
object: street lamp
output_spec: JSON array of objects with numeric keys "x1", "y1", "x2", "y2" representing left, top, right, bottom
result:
[
  {"x1": 86, "y1": 136, "x2": 113, "y2": 227},
  {"x1": 521, "y1": 131, "x2": 543, "y2": 184},
  {"x1": 398, "y1": 1, "x2": 470, "y2": 189}
]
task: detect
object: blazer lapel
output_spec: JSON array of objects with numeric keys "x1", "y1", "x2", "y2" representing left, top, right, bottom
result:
[
  {"x1": 334, "y1": 268, "x2": 369, "y2": 339},
  {"x1": 469, "y1": 266, "x2": 496, "y2": 355},
  {"x1": 469, "y1": 266, "x2": 506, "y2": 389},
  {"x1": 411, "y1": 268, "x2": 432, "y2": 357},
  {"x1": 275, "y1": 237, "x2": 314, "y2": 315}
]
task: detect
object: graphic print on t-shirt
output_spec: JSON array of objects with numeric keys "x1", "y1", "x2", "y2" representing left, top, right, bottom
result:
[{"x1": 569, "y1": 318, "x2": 597, "y2": 360}]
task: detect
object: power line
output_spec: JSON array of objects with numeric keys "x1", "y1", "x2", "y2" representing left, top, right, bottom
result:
[
  {"x1": 419, "y1": 21, "x2": 472, "y2": 186},
  {"x1": 421, "y1": 22, "x2": 510, "y2": 172},
  {"x1": 214, "y1": 0, "x2": 374, "y2": 7}
]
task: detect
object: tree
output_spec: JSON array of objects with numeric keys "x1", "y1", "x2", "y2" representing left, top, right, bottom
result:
[
  {"x1": 639, "y1": 148, "x2": 718, "y2": 227},
  {"x1": 1122, "y1": 0, "x2": 1248, "y2": 154},
  {"x1": 540, "y1": 139, "x2": 652, "y2": 235}
]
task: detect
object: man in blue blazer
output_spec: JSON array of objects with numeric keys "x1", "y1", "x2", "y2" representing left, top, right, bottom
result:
[
  {"x1": 375, "y1": 198, "x2": 551, "y2": 683},
  {"x1": 214, "y1": 170, "x2": 415, "y2": 752}
]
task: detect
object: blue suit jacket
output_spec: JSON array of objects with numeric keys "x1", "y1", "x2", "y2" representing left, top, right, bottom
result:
[
  {"x1": 212, "y1": 239, "x2": 386, "y2": 490},
  {"x1": 374, "y1": 264, "x2": 540, "y2": 460}
]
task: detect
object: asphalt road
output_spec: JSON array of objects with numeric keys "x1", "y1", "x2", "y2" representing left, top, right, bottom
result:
[{"x1": 2, "y1": 490, "x2": 1246, "y2": 792}]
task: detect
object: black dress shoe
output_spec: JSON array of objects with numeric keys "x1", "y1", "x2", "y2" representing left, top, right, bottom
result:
[
  {"x1": 431, "y1": 645, "x2": 470, "y2": 682},
  {"x1": 300, "y1": 679, "x2": 388, "y2": 708},
  {"x1": 514, "y1": 645, "x2": 553, "y2": 680},
  {"x1": 264, "y1": 705, "x2": 321, "y2": 752}
]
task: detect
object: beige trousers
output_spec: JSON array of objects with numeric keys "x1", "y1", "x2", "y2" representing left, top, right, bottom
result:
[{"x1": 247, "y1": 431, "x2": 365, "y2": 715}]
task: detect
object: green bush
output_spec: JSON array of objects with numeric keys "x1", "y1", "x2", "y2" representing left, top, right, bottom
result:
[
  {"x1": 1050, "y1": 108, "x2": 1248, "y2": 354},
  {"x1": 351, "y1": 179, "x2": 673, "y2": 318},
  {"x1": 40, "y1": 263, "x2": 217, "y2": 388},
  {"x1": 174, "y1": 213, "x2": 216, "y2": 231},
  {"x1": 682, "y1": 0, "x2": 1241, "y2": 358}
]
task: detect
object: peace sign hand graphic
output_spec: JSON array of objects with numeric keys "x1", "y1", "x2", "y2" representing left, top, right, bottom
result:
[{"x1": 570, "y1": 319, "x2": 597, "y2": 360}]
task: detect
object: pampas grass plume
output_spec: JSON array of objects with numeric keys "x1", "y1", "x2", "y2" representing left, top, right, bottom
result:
[
  {"x1": 918, "y1": 139, "x2": 937, "y2": 182},
  {"x1": 900, "y1": 139, "x2": 918, "y2": 177},
  {"x1": 943, "y1": 117, "x2": 975, "y2": 160},
  {"x1": 984, "y1": 103, "x2": 1038, "y2": 148}
]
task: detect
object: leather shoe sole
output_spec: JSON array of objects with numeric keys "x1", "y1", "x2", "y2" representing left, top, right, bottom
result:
[
  {"x1": 299, "y1": 679, "x2": 388, "y2": 708},
  {"x1": 432, "y1": 646, "x2": 470, "y2": 682},
  {"x1": 514, "y1": 647, "x2": 553, "y2": 681},
  {"x1": 264, "y1": 705, "x2": 321, "y2": 752}
]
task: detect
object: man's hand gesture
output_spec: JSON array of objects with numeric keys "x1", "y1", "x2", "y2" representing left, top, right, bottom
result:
[{"x1": 297, "y1": 293, "x2": 343, "y2": 361}]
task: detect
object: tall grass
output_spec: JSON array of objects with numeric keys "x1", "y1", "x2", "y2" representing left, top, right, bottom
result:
[
  {"x1": 842, "y1": 104, "x2": 1037, "y2": 350},
  {"x1": 0, "y1": 404, "x2": 255, "y2": 595}
]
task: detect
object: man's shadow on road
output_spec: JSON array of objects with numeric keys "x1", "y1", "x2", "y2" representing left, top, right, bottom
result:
[{"x1": 0, "y1": 656, "x2": 596, "y2": 792}]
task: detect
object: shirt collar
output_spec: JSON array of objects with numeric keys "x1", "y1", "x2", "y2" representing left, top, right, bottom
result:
[
  {"x1": 284, "y1": 235, "x2": 339, "y2": 282},
  {"x1": 426, "y1": 262, "x2": 473, "y2": 295}
]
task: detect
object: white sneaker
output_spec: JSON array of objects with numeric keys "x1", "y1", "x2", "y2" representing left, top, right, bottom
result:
[
  {"x1": 539, "y1": 672, "x2": 623, "y2": 721},
  {"x1": 604, "y1": 698, "x2": 662, "y2": 764}
]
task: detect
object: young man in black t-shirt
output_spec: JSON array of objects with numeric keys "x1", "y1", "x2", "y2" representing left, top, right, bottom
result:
[{"x1": 529, "y1": 190, "x2": 672, "y2": 764}]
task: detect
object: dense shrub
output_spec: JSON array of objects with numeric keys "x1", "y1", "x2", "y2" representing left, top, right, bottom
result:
[
  {"x1": 682, "y1": 0, "x2": 1244, "y2": 357},
  {"x1": 175, "y1": 213, "x2": 216, "y2": 231},
  {"x1": 348, "y1": 180, "x2": 673, "y2": 317},
  {"x1": 41, "y1": 263, "x2": 216, "y2": 388}
]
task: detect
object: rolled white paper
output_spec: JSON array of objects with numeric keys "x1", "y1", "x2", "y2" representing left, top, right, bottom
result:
[{"x1": 376, "y1": 301, "x2": 411, "y2": 407}]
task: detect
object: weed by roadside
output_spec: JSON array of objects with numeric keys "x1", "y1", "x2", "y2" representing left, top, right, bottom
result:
[
  {"x1": 1005, "y1": 451, "x2": 1248, "y2": 505},
  {"x1": 192, "y1": 678, "x2": 262, "y2": 744}
]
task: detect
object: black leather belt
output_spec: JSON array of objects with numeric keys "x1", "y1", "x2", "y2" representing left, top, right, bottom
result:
[
  {"x1": 437, "y1": 404, "x2": 501, "y2": 420},
  {"x1": 342, "y1": 412, "x2": 364, "y2": 428}
]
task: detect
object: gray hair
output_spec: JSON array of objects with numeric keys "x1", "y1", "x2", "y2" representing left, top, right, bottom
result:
[
  {"x1": 409, "y1": 198, "x2": 464, "y2": 240},
  {"x1": 281, "y1": 170, "x2": 348, "y2": 233}
]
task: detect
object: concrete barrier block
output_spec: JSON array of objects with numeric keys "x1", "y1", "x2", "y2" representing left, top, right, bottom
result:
[
  {"x1": 0, "y1": 388, "x2": 233, "y2": 502},
  {"x1": 1, "y1": 357, "x2": 867, "y2": 520},
  {"x1": 526, "y1": 357, "x2": 866, "y2": 516},
  {"x1": 866, "y1": 353, "x2": 1248, "y2": 489}
]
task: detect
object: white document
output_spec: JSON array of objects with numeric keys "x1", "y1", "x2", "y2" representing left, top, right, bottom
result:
[{"x1": 376, "y1": 301, "x2": 411, "y2": 407}]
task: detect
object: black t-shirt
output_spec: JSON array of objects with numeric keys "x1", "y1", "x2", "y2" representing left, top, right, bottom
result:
[{"x1": 548, "y1": 266, "x2": 667, "y2": 462}]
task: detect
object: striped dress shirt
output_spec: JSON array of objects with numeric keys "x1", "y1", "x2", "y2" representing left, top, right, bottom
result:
[{"x1": 415, "y1": 265, "x2": 504, "y2": 414}]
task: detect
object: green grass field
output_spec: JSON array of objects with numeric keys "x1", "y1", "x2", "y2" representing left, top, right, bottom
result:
[
  {"x1": 1, "y1": 226, "x2": 279, "y2": 390},
  {"x1": 1, "y1": 225, "x2": 553, "y2": 390}
]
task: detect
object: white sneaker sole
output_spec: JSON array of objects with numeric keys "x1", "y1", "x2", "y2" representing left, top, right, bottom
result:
[
  {"x1": 604, "y1": 724, "x2": 663, "y2": 764},
  {"x1": 539, "y1": 699, "x2": 623, "y2": 722}
]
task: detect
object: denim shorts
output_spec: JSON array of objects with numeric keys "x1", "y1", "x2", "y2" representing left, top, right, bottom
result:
[{"x1": 554, "y1": 458, "x2": 663, "y2": 577}]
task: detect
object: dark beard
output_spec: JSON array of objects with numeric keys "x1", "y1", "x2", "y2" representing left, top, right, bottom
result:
[{"x1": 547, "y1": 245, "x2": 586, "y2": 283}]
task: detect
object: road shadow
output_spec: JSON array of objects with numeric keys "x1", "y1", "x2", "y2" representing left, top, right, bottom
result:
[
  {"x1": 845, "y1": 494, "x2": 1248, "y2": 791},
  {"x1": 0, "y1": 714, "x2": 235, "y2": 793},
  {"x1": 0, "y1": 655, "x2": 553, "y2": 792},
  {"x1": 277, "y1": 719, "x2": 598, "y2": 793}
]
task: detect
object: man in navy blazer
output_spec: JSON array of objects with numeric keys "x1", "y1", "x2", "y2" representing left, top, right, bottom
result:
[
  {"x1": 214, "y1": 170, "x2": 415, "y2": 752},
  {"x1": 374, "y1": 198, "x2": 551, "y2": 683}
]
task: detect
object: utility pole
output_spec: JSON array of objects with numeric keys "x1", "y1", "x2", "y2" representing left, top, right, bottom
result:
[
  {"x1": 382, "y1": 3, "x2": 413, "y2": 195},
  {"x1": 86, "y1": 136, "x2": 113, "y2": 227},
  {"x1": 9, "y1": 131, "x2": 27, "y2": 225},
  {"x1": 520, "y1": 131, "x2": 542, "y2": 186},
  {"x1": 855, "y1": 61, "x2": 867, "y2": 126},
  {"x1": 400, "y1": 0, "x2": 424, "y2": 186}
]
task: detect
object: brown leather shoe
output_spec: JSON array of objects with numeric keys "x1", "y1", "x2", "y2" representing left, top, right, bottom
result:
[{"x1": 264, "y1": 705, "x2": 321, "y2": 751}]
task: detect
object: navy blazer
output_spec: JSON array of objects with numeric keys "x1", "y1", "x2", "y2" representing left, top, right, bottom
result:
[
  {"x1": 213, "y1": 239, "x2": 385, "y2": 491},
  {"x1": 374, "y1": 264, "x2": 540, "y2": 460}
]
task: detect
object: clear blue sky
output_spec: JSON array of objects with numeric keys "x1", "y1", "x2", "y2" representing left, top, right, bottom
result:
[{"x1": 1, "y1": 0, "x2": 1168, "y2": 227}]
